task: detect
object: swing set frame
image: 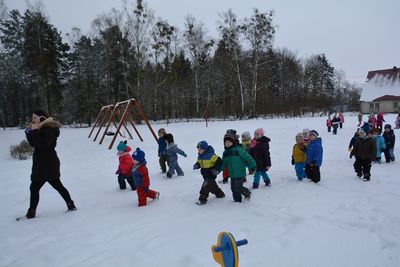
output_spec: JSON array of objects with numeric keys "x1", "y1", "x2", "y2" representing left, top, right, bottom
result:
[{"x1": 88, "y1": 99, "x2": 158, "y2": 149}]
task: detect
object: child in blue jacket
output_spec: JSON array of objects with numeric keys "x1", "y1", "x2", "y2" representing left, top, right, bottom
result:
[
  {"x1": 305, "y1": 130, "x2": 323, "y2": 183},
  {"x1": 193, "y1": 141, "x2": 225, "y2": 205},
  {"x1": 372, "y1": 128, "x2": 386, "y2": 163},
  {"x1": 164, "y1": 133, "x2": 187, "y2": 178}
]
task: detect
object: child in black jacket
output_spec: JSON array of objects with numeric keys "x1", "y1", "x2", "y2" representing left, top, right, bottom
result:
[{"x1": 382, "y1": 124, "x2": 395, "y2": 162}]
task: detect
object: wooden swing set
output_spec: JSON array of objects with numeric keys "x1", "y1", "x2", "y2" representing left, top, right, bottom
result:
[{"x1": 88, "y1": 99, "x2": 158, "y2": 149}]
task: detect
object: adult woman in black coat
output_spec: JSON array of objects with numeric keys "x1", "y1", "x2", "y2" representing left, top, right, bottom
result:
[{"x1": 24, "y1": 110, "x2": 76, "y2": 219}]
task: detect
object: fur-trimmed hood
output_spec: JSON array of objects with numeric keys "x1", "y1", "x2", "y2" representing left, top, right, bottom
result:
[{"x1": 41, "y1": 117, "x2": 61, "y2": 129}]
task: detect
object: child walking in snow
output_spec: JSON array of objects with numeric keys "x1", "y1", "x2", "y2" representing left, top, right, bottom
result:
[
  {"x1": 331, "y1": 115, "x2": 340, "y2": 135},
  {"x1": 292, "y1": 133, "x2": 307, "y2": 181},
  {"x1": 372, "y1": 128, "x2": 386, "y2": 164},
  {"x1": 249, "y1": 128, "x2": 272, "y2": 188},
  {"x1": 338, "y1": 112, "x2": 345, "y2": 128},
  {"x1": 383, "y1": 124, "x2": 396, "y2": 162},
  {"x1": 219, "y1": 132, "x2": 256, "y2": 202},
  {"x1": 116, "y1": 141, "x2": 136, "y2": 190},
  {"x1": 305, "y1": 130, "x2": 323, "y2": 183},
  {"x1": 326, "y1": 116, "x2": 332, "y2": 133},
  {"x1": 220, "y1": 129, "x2": 240, "y2": 184},
  {"x1": 164, "y1": 133, "x2": 187, "y2": 178},
  {"x1": 131, "y1": 148, "x2": 159, "y2": 206},
  {"x1": 193, "y1": 141, "x2": 225, "y2": 205},
  {"x1": 351, "y1": 130, "x2": 377, "y2": 181},
  {"x1": 241, "y1": 131, "x2": 252, "y2": 152},
  {"x1": 357, "y1": 112, "x2": 363, "y2": 127},
  {"x1": 157, "y1": 128, "x2": 167, "y2": 173}
]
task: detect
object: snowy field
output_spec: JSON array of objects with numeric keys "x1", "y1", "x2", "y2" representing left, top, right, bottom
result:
[{"x1": 1, "y1": 113, "x2": 400, "y2": 267}]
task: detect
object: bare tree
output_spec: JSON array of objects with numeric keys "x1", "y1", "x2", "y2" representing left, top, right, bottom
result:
[
  {"x1": 123, "y1": 0, "x2": 154, "y2": 93},
  {"x1": 183, "y1": 15, "x2": 213, "y2": 116},
  {"x1": 218, "y1": 9, "x2": 246, "y2": 115},
  {"x1": 241, "y1": 9, "x2": 275, "y2": 117}
]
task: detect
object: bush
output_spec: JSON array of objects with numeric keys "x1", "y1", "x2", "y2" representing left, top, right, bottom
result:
[{"x1": 10, "y1": 140, "x2": 34, "y2": 160}]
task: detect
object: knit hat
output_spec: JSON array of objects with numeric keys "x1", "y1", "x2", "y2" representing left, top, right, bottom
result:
[
  {"x1": 302, "y1": 128, "x2": 310, "y2": 138},
  {"x1": 254, "y1": 128, "x2": 265, "y2": 136},
  {"x1": 226, "y1": 129, "x2": 237, "y2": 135},
  {"x1": 197, "y1": 140, "x2": 208, "y2": 150},
  {"x1": 32, "y1": 109, "x2": 49, "y2": 118},
  {"x1": 117, "y1": 141, "x2": 127, "y2": 152},
  {"x1": 241, "y1": 131, "x2": 251, "y2": 140},
  {"x1": 224, "y1": 133, "x2": 236, "y2": 143},
  {"x1": 164, "y1": 133, "x2": 174, "y2": 143},
  {"x1": 295, "y1": 133, "x2": 303, "y2": 141},
  {"x1": 132, "y1": 148, "x2": 146, "y2": 163},
  {"x1": 309, "y1": 130, "x2": 319, "y2": 137},
  {"x1": 384, "y1": 124, "x2": 392, "y2": 130}
]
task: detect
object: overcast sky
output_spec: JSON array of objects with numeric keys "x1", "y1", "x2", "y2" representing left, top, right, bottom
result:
[{"x1": 4, "y1": 0, "x2": 400, "y2": 83}]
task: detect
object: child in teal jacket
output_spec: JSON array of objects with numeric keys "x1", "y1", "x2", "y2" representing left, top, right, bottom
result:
[{"x1": 219, "y1": 132, "x2": 256, "y2": 202}]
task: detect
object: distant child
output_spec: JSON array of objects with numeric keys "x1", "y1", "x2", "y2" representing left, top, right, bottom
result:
[
  {"x1": 326, "y1": 116, "x2": 332, "y2": 132},
  {"x1": 221, "y1": 129, "x2": 240, "y2": 184},
  {"x1": 369, "y1": 113, "x2": 377, "y2": 129},
  {"x1": 164, "y1": 133, "x2": 187, "y2": 178},
  {"x1": 357, "y1": 112, "x2": 363, "y2": 127},
  {"x1": 305, "y1": 130, "x2": 323, "y2": 183},
  {"x1": 351, "y1": 130, "x2": 377, "y2": 181},
  {"x1": 361, "y1": 121, "x2": 371, "y2": 135},
  {"x1": 115, "y1": 141, "x2": 136, "y2": 190},
  {"x1": 249, "y1": 128, "x2": 271, "y2": 189},
  {"x1": 302, "y1": 128, "x2": 311, "y2": 145},
  {"x1": 157, "y1": 128, "x2": 167, "y2": 173},
  {"x1": 396, "y1": 113, "x2": 400, "y2": 129},
  {"x1": 219, "y1": 132, "x2": 256, "y2": 202},
  {"x1": 376, "y1": 112, "x2": 385, "y2": 130},
  {"x1": 338, "y1": 112, "x2": 345, "y2": 128},
  {"x1": 382, "y1": 124, "x2": 396, "y2": 162},
  {"x1": 291, "y1": 133, "x2": 307, "y2": 181},
  {"x1": 193, "y1": 141, "x2": 225, "y2": 205},
  {"x1": 348, "y1": 130, "x2": 360, "y2": 158},
  {"x1": 331, "y1": 115, "x2": 340, "y2": 135},
  {"x1": 131, "y1": 148, "x2": 159, "y2": 207},
  {"x1": 372, "y1": 128, "x2": 386, "y2": 164},
  {"x1": 241, "y1": 131, "x2": 252, "y2": 152}
]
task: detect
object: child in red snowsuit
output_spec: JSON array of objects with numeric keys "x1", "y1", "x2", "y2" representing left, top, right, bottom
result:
[
  {"x1": 132, "y1": 148, "x2": 160, "y2": 207},
  {"x1": 116, "y1": 141, "x2": 136, "y2": 190}
]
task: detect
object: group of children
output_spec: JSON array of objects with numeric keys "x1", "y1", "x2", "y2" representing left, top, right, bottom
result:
[
  {"x1": 192, "y1": 128, "x2": 272, "y2": 204},
  {"x1": 115, "y1": 141, "x2": 160, "y2": 207},
  {"x1": 115, "y1": 114, "x2": 395, "y2": 207},
  {"x1": 291, "y1": 129, "x2": 323, "y2": 183},
  {"x1": 348, "y1": 122, "x2": 396, "y2": 181},
  {"x1": 326, "y1": 112, "x2": 345, "y2": 135}
]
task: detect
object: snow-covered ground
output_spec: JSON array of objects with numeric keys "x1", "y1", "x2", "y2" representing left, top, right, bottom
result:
[{"x1": 1, "y1": 114, "x2": 400, "y2": 267}]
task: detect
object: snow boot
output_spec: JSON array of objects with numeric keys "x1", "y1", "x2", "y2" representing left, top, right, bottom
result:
[
  {"x1": 26, "y1": 208, "x2": 36, "y2": 219},
  {"x1": 67, "y1": 201, "x2": 77, "y2": 211}
]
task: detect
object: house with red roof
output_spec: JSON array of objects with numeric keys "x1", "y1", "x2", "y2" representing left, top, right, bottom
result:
[{"x1": 360, "y1": 66, "x2": 400, "y2": 113}]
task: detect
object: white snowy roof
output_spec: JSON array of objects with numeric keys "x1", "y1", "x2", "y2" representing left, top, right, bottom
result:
[{"x1": 360, "y1": 73, "x2": 400, "y2": 102}]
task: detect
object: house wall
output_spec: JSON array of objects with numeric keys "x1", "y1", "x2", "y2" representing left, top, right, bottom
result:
[{"x1": 360, "y1": 100, "x2": 400, "y2": 113}]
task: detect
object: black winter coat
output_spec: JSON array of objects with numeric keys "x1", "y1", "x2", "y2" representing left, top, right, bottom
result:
[
  {"x1": 249, "y1": 136, "x2": 271, "y2": 171},
  {"x1": 352, "y1": 136, "x2": 377, "y2": 160},
  {"x1": 26, "y1": 119, "x2": 62, "y2": 181},
  {"x1": 383, "y1": 129, "x2": 395, "y2": 149}
]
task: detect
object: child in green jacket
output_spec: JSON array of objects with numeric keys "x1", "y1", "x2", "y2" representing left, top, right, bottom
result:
[{"x1": 219, "y1": 132, "x2": 256, "y2": 202}]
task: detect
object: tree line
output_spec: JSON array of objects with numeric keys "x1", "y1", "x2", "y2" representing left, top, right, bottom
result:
[{"x1": 0, "y1": 0, "x2": 360, "y2": 127}]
